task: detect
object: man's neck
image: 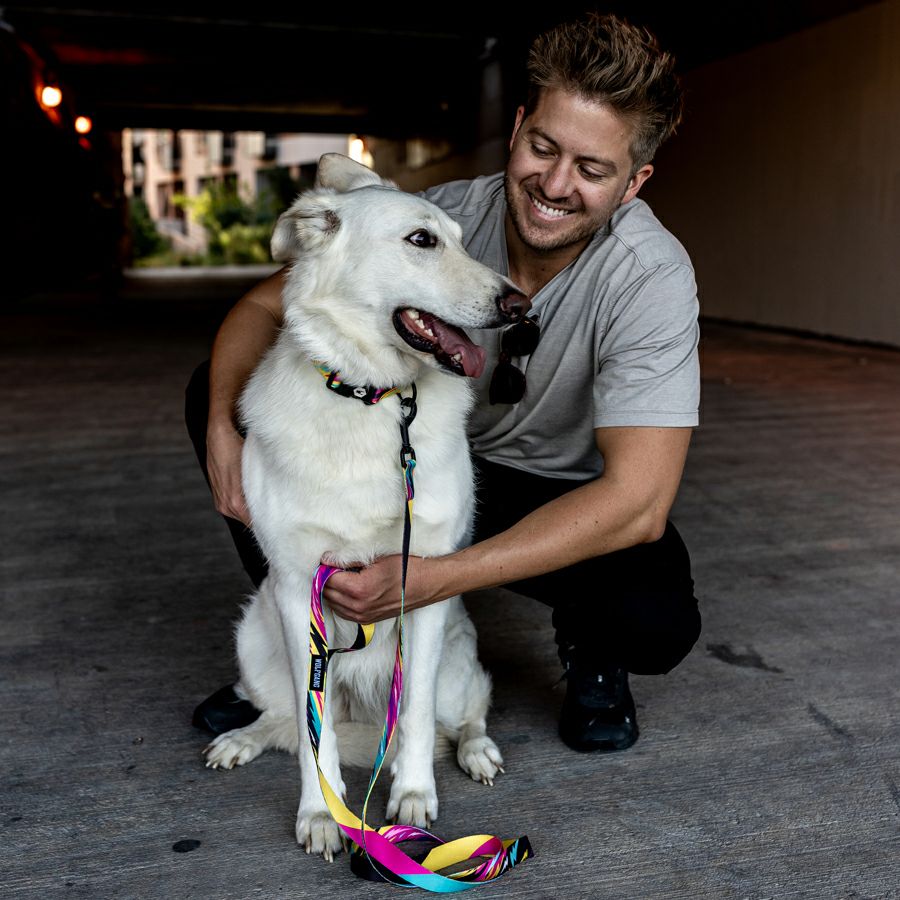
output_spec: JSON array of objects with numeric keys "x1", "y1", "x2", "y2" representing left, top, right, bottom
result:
[{"x1": 504, "y1": 215, "x2": 592, "y2": 298}]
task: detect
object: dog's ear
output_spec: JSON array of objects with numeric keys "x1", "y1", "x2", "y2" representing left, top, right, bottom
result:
[
  {"x1": 271, "y1": 195, "x2": 341, "y2": 261},
  {"x1": 315, "y1": 153, "x2": 390, "y2": 192}
]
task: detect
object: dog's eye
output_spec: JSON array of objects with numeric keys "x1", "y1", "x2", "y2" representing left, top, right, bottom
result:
[{"x1": 405, "y1": 229, "x2": 437, "y2": 249}]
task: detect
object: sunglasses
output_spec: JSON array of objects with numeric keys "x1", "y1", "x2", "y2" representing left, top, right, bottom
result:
[{"x1": 488, "y1": 316, "x2": 540, "y2": 404}]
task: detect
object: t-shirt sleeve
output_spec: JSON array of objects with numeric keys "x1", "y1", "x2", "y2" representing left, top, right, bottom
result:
[{"x1": 593, "y1": 262, "x2": 700, "y2": 428}]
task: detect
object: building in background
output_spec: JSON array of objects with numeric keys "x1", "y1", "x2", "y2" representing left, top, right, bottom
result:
[{"x1": 122, "y1": 130, "x2": 351, "y2": 257}]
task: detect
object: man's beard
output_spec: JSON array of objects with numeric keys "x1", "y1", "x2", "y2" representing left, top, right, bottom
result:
[{"x1": 504, "y1": 173, "x2": 621, "y2": 254}]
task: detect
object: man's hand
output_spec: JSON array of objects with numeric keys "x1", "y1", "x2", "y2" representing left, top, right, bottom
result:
[
  {"x1": 207, "y1": 422, "x2": 249, "y2": 525},
  {"x1": 323, "y1": 555, "x2": 440, "y2": 623}
]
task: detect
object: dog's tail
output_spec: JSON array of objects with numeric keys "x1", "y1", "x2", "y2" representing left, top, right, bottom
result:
[{"x1": 334, "y1": 722, "x2": 454, "y2": 769}]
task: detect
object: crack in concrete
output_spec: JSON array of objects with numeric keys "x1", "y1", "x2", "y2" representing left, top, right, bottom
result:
[
  {"x1": 807, "y1": 702, "x2": 854, "y2": 743},
  {"x1": 706, "y1": 642, "x2": 784, "y2": 673}
]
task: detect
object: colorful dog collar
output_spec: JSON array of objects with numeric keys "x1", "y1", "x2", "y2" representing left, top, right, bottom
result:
[{"x1": 314, "y1": 363, "x2": 402, "y2": 405}]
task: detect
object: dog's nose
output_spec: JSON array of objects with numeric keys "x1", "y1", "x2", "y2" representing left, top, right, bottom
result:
[{"x1": 497, "y1": 287, "x2": 531, "y2": 322}]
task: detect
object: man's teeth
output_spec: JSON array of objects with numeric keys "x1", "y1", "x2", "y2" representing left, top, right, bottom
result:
[
  {"x1": 531, "y1": 195, "x2": 571, "y2": 218},
  {"x1": 405, "y1": 308, "x2": 434, "y2": 337}
]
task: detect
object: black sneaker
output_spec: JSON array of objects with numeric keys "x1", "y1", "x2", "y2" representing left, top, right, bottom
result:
[
  {"x1": 558, "y1": 665, "x2": 638, "y2": 752},
  {"x1": 192, "y1": 684, "x2": 262, "y2": 735}
]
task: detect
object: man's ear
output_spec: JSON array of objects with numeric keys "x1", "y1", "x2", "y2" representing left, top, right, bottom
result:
[
  {"x1": 271, "y1": 194, "x2": 341, "y2": 261},
  {"x1": 509, "y1": 105, "x2": 526, "y2": 152},
  {"x1": 621, "y1": 164, "x2": 654, "y2": 206}
]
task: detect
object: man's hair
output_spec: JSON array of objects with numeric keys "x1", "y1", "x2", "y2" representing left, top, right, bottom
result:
[{"x1": 525, "y1": 12, "x2": 684, "y2": 171}]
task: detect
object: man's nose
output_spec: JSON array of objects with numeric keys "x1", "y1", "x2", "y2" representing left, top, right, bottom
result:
[{"x1": 539, "y1": 159, "x2": 572, "y2": 200}]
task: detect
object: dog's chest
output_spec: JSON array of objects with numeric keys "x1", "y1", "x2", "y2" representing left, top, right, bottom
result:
[
  {"x1": 243, "y1": 364, "x2": 472, "y2": 554},
  {"x1": 330, "y1": 618, "x2": 398, "y2": 717}
]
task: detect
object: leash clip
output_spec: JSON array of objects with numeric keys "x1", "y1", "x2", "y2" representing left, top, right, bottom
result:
[{"x1": 398, "y1": 384, "x2": 418, "y2": 469}]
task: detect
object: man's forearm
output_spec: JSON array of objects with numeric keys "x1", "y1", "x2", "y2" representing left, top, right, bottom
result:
[
  {"x1": 209, "y1": 304, "x2": 280, "y2": 429},
  {"x1": 422, "y1": 474, "x2": 661, "y2": 604},
  {"x1": 322, "y1": 416, "x2": 691, "y2": 625},
  {"x1": 322, "y1": 470, "x2": 670, "y2": 624},
  {"x1": 208, "y1": 270, "x2": 285, "y2": 430},
  {"x1": 420, "y1": 426, "x2": 692, "y2": 605},
  {"x1": 203, "y1": 270, "x2": 286, "y2": 523}
]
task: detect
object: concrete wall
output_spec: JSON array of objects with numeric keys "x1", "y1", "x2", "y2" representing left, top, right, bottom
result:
[
  {"x1": 641, "y1": 0, "x2": 900, "y2": 347},
  {"x1": 276, "y1": 134, "x2": 348, "y2": 168}
]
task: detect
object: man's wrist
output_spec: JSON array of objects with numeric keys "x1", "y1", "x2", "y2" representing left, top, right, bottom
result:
[{"x1": 417, "y1": 552, "x2": 464, "y2": 605}]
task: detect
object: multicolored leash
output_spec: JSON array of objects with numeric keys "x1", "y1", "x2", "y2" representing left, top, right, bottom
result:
[{"x1": 306, "y1": 386, "x2": 533, "y2": 891}]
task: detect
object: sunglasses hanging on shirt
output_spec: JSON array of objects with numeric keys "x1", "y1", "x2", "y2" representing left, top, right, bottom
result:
[{"x1": 488, "y1": 316, "x2": 540, "y2": 405}]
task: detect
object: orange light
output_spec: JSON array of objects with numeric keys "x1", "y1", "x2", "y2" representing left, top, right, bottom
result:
[
  {"x1": 40, "y1": 84, "x2": 62, "y2": 108},
  {"x1": 75, "y1": 115, "x2": 92, "y2": 134}
]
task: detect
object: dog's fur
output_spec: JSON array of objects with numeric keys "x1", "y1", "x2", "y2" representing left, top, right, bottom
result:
[{"x1": 203, "y1": 154, "x2": 526, "y2": 861}]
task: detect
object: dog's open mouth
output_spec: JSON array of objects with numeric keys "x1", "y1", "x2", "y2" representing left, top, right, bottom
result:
[{"x1": 393, "y1": 308, "x2": 486, "y2": 378}]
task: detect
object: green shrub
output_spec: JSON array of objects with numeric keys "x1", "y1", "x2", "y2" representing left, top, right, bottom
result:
[
  {"x1": 128, "y1": 195, "x2": 169, "y2": 259},
  {"x1": 179, "y1": 181, "x2": 277, "y2": 265}
]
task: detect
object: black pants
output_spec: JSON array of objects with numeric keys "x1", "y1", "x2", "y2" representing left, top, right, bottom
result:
[
  {"x1": 471, "y1": 456, "x2": 700, "y2": 675},
  {"x1": 185, "y1": 361, "x2": 700, "y2": 677}
]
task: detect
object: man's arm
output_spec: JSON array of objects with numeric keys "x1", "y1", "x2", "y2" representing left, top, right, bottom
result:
[
  {"x1": 206, "y1": 268, "x2": 285, "y2": 524},
  {"x1": 323, "y1": 425, "x2": 692, "y2": 621}
]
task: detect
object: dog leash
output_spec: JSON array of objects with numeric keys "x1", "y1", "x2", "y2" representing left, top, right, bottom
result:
[{"x1": 306, "y1": 384, "x2": 533, "y2": 891}]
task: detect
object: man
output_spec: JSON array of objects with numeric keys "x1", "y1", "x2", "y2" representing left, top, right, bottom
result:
[{"x1": 188, "y1": 12, "x2": 701, "y2": 753}]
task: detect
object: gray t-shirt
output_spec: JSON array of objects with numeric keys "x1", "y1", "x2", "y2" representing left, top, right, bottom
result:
[{"x1": 423, "y1": 172, "x2": 699, "y2": 480}]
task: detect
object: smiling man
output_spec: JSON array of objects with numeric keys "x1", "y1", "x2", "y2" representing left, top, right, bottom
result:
[
  {"x1": 505, "y1": 90, "x2": 650, "y2": 264},
  {"x1": 188, "y1": 12, "x2": 701, "y2": 754}
]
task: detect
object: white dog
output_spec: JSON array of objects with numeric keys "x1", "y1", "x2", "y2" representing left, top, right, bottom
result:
[{"x1": 203, "y1": 154, "x2": 529, "y2": 861}]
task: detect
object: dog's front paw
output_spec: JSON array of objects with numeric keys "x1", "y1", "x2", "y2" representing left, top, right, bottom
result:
[
  {"x1": 386, "y1": 787, "x2": 439, "y2": 829},
  {"x1": 203, "y1": 728, "x2": 264, "y2": 770},
  {"x1": 458, "y1": 736, "x2": 505, "y2": 786},
  {"x1": 296, "y1": 809, "x2": 344, "y2": 862}
]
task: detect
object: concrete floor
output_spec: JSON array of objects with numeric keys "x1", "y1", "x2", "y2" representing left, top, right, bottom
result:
[{"x1": 1, "y1": 274, "x2": 898, "y2": 899}]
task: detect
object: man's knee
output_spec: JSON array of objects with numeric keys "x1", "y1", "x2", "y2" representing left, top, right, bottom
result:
[
  {"x1": 554, "y1": 587, "x2": 702, "y2": 675},
  {"x1": 621, "y1": 594, "x2": 702, "y2": 675}
]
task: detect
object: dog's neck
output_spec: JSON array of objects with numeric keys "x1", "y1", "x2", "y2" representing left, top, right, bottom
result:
[{"x1": 282, "y1": 315, "x2": 421, "y2": 391}]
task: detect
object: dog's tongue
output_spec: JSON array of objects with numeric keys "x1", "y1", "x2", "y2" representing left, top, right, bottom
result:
[{"x1": 421, "y1": 313, "x2": 486, "y2": 378}]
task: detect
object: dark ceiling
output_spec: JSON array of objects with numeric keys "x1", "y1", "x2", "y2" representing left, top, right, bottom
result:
[{"x1": 1, "y1": 1, "x2": 880, "y2": 138}]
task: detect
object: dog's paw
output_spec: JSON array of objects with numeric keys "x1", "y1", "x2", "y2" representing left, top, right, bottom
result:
[
  {"x1": 458, "y1": 736, "x2": 505, "y2": 786},
  {"x1": 296, "y1": 810, "x2": 344, "y2": 862},
  {"x1": 386, "y1": 788, "x2": 439, "y2": 829},
  {"x1": 203, "y1": 728, "x2": 265, "y2": 770}
]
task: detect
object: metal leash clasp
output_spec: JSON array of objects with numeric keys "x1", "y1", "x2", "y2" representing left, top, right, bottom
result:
[{"x1": 398, "y1": 383, "x2": 418, "y2": 469}]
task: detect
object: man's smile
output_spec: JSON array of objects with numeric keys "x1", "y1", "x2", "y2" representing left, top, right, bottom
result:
[{"x1": 527, "y1": 191, "x2": 577, "y2": 220}]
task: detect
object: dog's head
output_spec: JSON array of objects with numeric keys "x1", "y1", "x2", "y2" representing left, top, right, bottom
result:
[{"x1": 271, "y1": 154, "x2": 528, "y2": 384}]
